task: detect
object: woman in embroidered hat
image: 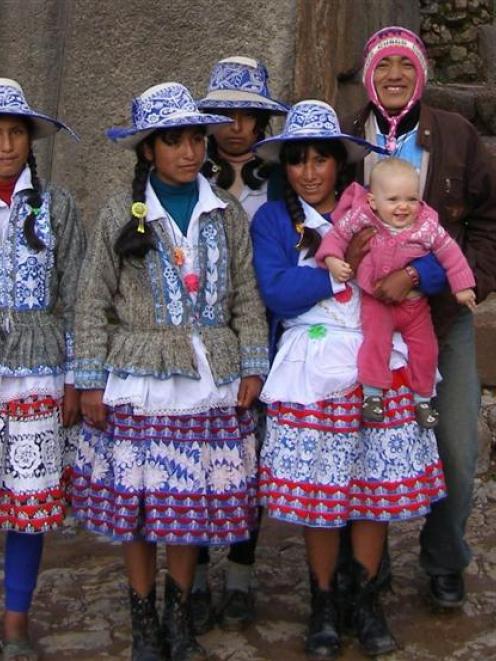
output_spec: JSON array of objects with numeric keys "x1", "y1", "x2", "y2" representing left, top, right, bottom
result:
[
  {"x1": 0, "y1": 78, "x2": 83, "y2": 660},
  {"x1": 250, "y1": 100, "x2": 446, "y2": 658},
  {"x1": 72, "y1": 81, "x2": 269, "y2": 661},
  {"x1": 191, "y1": 55, "x2": 287, "y2": 634},
  {"x1": 199, "y1": 56, "x2": 288, "y2": 222}
]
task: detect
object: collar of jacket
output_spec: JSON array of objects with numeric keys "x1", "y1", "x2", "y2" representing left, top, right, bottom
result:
[{"x1": 351, "y1": 101, "x2": 435, "y2": 152}]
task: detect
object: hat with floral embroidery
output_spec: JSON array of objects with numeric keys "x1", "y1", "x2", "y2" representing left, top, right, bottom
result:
[
  {"x1": 253, "y1": 100, "x2": 385, "y2": 163},
  {"x1": 0, "y1": 78, "x2": 77, "y2": 140},
  {"x1": 198, "y1": 56, "x2": 288, "y2": 115},
  {"x1": 107, "y1": 82, "x2": 232, "y2": 150}
]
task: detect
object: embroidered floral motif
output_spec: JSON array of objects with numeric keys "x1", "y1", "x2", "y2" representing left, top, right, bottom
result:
[
  {"x1": 197, "y1": 211, "x2": 228, "y2": 326},
  {"x1": 208, "y1": 60, "x2": 270, "y2": 96},
  {"x1": 0, "y1": 192, "x2": 54, "y2": 314}
]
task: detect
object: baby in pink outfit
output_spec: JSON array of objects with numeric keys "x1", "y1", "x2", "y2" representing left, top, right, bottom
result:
[{"x1": 316, "y1": 158, "x2": 476, "y2": 428}]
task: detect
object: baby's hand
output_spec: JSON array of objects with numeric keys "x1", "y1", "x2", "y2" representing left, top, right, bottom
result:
[
  {"x1": 325, "y1": 256, "x2": 353, "y2": 283},
  {"x1": 455, "y1": 288, "x2": 477, "y2": 312}
]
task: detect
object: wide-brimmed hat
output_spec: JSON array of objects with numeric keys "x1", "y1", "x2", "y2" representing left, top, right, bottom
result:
[
  {"x1": 198, "y1": 56, "x2": 288, "y2": 115},
  {"x1": 107, "y1": 82, "x2": 233, "y2": 150},
  {"x1": 0, "y1": 78, "x2": 77, "y2": 140},
  {"x1": 253, "y1": 100, "x2": 385, "y2": 163}
]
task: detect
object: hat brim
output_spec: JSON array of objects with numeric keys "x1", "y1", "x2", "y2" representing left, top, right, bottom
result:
[
  {"x1": 198, "y1": 97, "x2": 288, "y2": 115},
  {"x1": 107, "y1": 112, "x2": 232, "y2": 150},
  {"x1": 0, "y1": 109, "x2": 79, "y2": 141},
  {"x1": 254, "y1": 132, "x2": 386, "y2": 164}
]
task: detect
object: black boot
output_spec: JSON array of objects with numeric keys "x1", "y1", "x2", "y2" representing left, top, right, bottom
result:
[
  {"x1": 352, "y1": 560, "x2": 397, "y2": 657},
  {"x1": 129, "y1": 586, "x2": 162, "y2": 661},
  {"x1": 305, "y1": 583, "x2": 340, "y2": 659},
  {"x1": 162, "y1": 574, "x2": 207, "y2": 661}
]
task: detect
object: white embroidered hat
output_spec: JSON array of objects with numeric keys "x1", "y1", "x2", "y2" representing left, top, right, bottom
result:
[
  {"x1": 0, "y1": 78, "x2": 77, "y2": 140},
  {"x1": 198, "y1": 56, "x2": 288, "y2": 115},
  {"x1": 106, "y1": 82, "x2": 232, "y2": 150}
]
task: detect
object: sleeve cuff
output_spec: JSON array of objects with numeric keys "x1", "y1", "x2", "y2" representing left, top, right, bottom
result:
[
  {"x1": 240, "y1": 346, "x2": 270, "y2": 378},
  {"x1": 75, "y1": 359, "x2": 107, "y2": 389}
]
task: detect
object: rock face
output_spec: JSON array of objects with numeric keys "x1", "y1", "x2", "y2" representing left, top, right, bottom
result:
[
  {"x1": 0, "y1": 0, "x2": 296, "y2": 222},
  {"x1": 293, "y1": 0, "x2": 420, "y2": 117},
  {"x1": 474, "y1": 294, "x2": 496, "y2": 386},
  {"x1": 420, "y1": 0, "x2": 494, "y2": 83}
]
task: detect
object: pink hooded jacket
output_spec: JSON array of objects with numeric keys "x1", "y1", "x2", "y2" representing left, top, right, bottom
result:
[{"x1": 315, "y1": 183, "x2": 475, "y2": 296}]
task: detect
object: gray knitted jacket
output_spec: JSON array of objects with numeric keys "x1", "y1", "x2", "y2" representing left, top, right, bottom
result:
[
  {"x1": 0, "y1": 183, "x2": 85, "y2": 376},
  {"x1": 74, "y1": 186, "x2": 269, "y2": 389}
]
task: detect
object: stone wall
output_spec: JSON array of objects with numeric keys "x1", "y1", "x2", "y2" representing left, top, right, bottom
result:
[
  {"x1": 420, "y1": 0, "x2": 494, "y2": 82},
  {"x1": 1, "y1": 0, "x2": 296, "y2": 222}
]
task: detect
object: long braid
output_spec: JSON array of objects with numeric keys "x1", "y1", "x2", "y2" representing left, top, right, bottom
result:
[
  {"x1": 114, "y1": 152, "x2": 155, "y2": 258},
  {"x1": 23, "y1": 150, "x2": 45, "y2": 252},
  {"x1": 282, "y1": 174, "x2": 322, "y2": 259}
]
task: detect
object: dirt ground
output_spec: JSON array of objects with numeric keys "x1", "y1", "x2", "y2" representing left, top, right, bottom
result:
[{"x1": 2, "y1": 472, "x2": 496, "y2": 660}]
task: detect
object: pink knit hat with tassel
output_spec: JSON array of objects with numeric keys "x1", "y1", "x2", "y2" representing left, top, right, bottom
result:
[{"x1": 362, "y1": 26, "x2": 428, "y2": 153}]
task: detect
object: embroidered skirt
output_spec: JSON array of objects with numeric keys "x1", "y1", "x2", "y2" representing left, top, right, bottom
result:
[
  {"x1": 72, "y1": 405, "x2": 258, "y2": 544},
  {"x1": 259, "y1": 370, "x2": 446, "y2": 528},
  {"x1": 0, "y1": 396, "x2": 76, "y2": 533}
]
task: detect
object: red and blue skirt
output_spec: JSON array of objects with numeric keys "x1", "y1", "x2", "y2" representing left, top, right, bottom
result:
[
  {"x1": 72, "y1": 405, "x2": 258, "y2": 544},
  {"x1": 259, "y1": 370, "x2": 446, "y2": 528}
]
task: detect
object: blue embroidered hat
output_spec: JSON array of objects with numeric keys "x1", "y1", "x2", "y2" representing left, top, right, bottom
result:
[
  {"x1": 0, "y1": 78, "x2": 77, "y2": 140},
  {"x1": 198, "y1": 56, "x2": 288, "y2": 115},
  {"x1": 254, "y1": 100, "x2": 385, "y2": 163},
  {"x1": 107, "y1": 82, "x2": 233, "y2": 150}
]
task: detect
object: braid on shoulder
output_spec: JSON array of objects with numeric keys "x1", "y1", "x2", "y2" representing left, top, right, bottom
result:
[
  {"x1": 23, "y1": 150, "x2": 45, "y2": 252},
  {"x1": 282, "y1": 175, "x2": 322, "y2": 259},
  {"x1": 114, "y1": 153, "x2": 155, "y2": 259}
]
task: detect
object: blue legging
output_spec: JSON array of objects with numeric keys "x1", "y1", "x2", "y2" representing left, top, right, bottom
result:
[{"x1": 4, "y1": 531, "x2": 44, "y2": 612}]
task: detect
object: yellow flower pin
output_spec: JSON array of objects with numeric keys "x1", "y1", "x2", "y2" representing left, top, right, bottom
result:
[{"x1": 131, "y1": 202, "x2": 147, "y2": 234}]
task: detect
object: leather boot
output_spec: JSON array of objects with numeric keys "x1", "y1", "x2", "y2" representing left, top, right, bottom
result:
[
  {"x1": 352, "y1": 559, "x2": 397, "y2": 657},
  {"x1": 162, "y1": 574, "x2": 207, "y2": 661},
  {"x1": 129, "y1": 586, "x2": 162, "y2": 661},
  {"x1": 305, "y1": 583, "x2": 340, "y2": 658}
]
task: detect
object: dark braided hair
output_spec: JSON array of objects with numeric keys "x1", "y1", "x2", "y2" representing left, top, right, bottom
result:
[
  {"x1": 24, "y1": 149, "x2": 45, "y2": 252},
  {"x1": 114, "y1": 145, "x2": 154, "y2": 259},
  {"x1": 201, "y1": 110, "x2": 274, "y2": 190},
  {"x1": 280, "y1": 139, "x2": 347, "y2": 259}
]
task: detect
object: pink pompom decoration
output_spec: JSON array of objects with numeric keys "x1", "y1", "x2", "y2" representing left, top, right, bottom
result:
[{"x1": 184, "y1": 273, "x2": 199, "y2": 293}]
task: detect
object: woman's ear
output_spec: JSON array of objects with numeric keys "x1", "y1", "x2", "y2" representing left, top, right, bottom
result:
[
  {"x1": 367, "y1": 192, "x2": 377, "y2": 211},
  {"x1": 142, "y1": 141, "x2": 154, "y2": 164}
]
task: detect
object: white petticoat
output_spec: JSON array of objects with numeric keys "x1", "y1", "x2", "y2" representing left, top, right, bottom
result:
[
  {"x1": 261, "y1": 283, "x2": 409, "y2": 406},
  {"x1": 103, "y1": 334, "x2": 240, "y2": 415},
  {"x1": 0, "y1": 374, "x2": 66, "y2": 403}
]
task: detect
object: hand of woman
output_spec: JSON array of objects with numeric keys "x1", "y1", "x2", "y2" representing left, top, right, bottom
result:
[
  {"x1": 80, "y1": 389, "x2": 108, "y2": 430},
  {"x1": 237, "y1": 376, "x2": 263, "y2": 409},
  {"x1": 344, "y1": 227, "x2": 376, "y2": 274},
  {"x1": 374, "y1": 268, "x2": 414, "y2": 303},
  {"x1": 62, "y1": 384, "x2": 81, "y2": 428}
]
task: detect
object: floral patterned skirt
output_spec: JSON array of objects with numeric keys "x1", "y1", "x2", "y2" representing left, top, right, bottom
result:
[
  {"x1": 72, "y1": 405, "x2": 258, "y2": 544},
  {"x1": 0, "y1": 396, "x2": 76, "y2": 533},
  {"x1": 259, "y1": 370, "x2": 446, "y2": 528}
]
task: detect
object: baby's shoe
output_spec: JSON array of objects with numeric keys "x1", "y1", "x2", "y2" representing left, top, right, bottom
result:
[
  {"x1": 415, "y1": 402, "x2": 439, "y2": 429},
  {"x1": 362, "y1": 396, "x2": 384, "y2": 423}
]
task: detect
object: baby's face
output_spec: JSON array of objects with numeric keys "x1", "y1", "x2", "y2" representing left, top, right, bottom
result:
[{"x1": 369, "y1": 171, "x2": 420, "y2": 229}]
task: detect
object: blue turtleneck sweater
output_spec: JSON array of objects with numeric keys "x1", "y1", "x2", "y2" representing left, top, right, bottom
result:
[{"x1": 150, "y1": 172, "x2": 199, "y2": 236}]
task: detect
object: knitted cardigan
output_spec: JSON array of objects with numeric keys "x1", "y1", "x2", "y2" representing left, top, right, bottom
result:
[
  {"x1": 75, "y1": 186, "x2": 269, "y2": 389},
  {"x1": 0, "y1": 183, "x2": 85, "y2": 376}
]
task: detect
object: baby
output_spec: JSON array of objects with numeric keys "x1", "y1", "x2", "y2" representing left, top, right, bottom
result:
[{"x1": 316, "y1": 157, "x2": 476, "y2": 428}]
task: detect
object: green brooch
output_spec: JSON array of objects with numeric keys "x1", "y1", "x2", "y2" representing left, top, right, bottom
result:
[{"x1": 308, "y1": 324, "x2": 327, "y2": 340}]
